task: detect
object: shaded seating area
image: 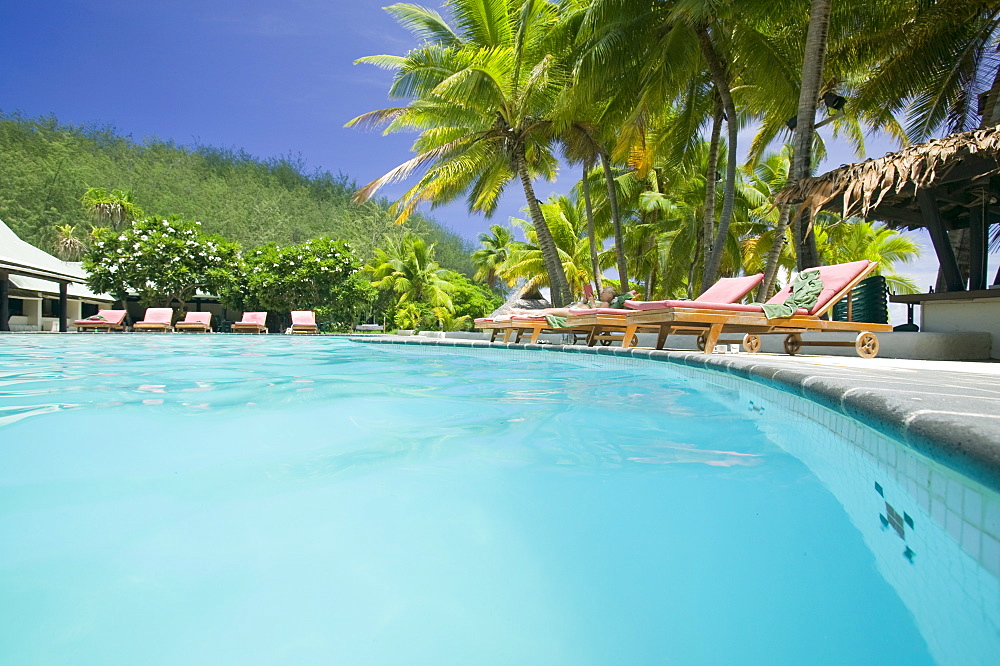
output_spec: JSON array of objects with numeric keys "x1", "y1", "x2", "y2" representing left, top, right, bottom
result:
[
  {"x1": 132, "y1": 308, "x2": 174, "y2": 332},
  {"x1": 72, "y1": 309, "x2": 127, "y2": 332},
  {"x1": 174, "y1": 311, "x2": 212, "y2": 333},
  {"x1": 776, "y1": 126, "x2": 1000, "y2": 358},
  {"x1": 289, "y1": 310, "x2": 319, "y2": 334},
  {"x1": 232, "y1": 312, "x2": 268, "y2": 334},
  {"x1": 620, "y1": 260, "x2": 891, "y2": 357}
]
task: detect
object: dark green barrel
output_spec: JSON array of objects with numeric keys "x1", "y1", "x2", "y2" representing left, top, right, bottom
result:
[{"x1": 831, "y1": 275, "x2": 888, "y2": 324}]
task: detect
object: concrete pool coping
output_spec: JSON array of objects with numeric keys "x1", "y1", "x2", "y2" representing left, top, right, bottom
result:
[{"x1": 350, "y1": 335, "x2": 1000, "y2": 489}]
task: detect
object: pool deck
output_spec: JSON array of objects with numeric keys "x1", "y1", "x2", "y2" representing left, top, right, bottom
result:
[{"x1": 351, "y1": 335, "x2": 1000, "y2": 488}]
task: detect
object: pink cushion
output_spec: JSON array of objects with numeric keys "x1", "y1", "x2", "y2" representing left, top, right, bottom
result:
[
  {"x1": 238, "y1": 312, "x2": 267, "y2": 325},
  {"x1": 291, "y1": 311, "x2": 315, "y2": 325},
  {"x1": 625, "y1": 273, "x2": 765, "y2": 310},
  {"x1": 565, "y1": 308, "x2": 629, "y2": 316},
  {"x1": 139, "y1": 308, "x2": 173, "y2": 324},
  {"x1": 75, "y1": 309, "x2": 127, "y2": 325},
  {"x1": 697, "y1": 273, "x2": 764, "y2": 303},
  {"x1": 765, "y1": 260, "x2": 872, "y2": 314},
  {"x1": 630, "y1": 301, "x2": 809, "y2": 315},
  {"x1": 510, "y1": 315, "x2": 548, "y2": 322},
  {"x1": 179, "y1": 312, "x2": 211, "y2": 325}
]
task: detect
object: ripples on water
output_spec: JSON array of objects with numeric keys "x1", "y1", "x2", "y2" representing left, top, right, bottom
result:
[{"x1": 2, "y1": 335, "x2": 988, "y2": 665}]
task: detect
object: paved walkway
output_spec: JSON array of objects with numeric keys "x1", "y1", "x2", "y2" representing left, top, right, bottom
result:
[{"x1": 352, "y1": 335, "x2": 1000, "y2": 488}]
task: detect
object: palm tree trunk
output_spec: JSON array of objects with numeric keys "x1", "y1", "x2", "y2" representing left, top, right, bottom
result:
[
  {"x1": 581, "y1": 160, "x2": 602, "y2": 292},
  {"x1": 758, "y1": 203, "x2": 792, "y2": 300},
  {"x1": 697, "y1": 25, "x2": 739, "y2": 289},
  {"x1": 791, "y1": 0, "x2": 831, "y2": 271},
  {"x1": 601, "y1": 152, "x2": 628, "y2": 292},
  {"x1": 516, "y1": 152, "x2": 571, "y2": 306},
  {"x1": 701, "y1": 98, "x2": 723, "y2": 291}
]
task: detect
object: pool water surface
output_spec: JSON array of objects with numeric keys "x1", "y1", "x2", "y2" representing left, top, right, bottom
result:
[{"x1": 0, "y1": 335, "x2": 996, "y2": 664}]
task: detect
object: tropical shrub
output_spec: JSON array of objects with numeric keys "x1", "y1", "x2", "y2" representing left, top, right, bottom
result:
[{"x1": 84, "y1": 216, "x2": 238, "y2": 307}]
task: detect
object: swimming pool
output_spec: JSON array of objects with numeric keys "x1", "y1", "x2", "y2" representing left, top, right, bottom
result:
[{"x1": 0, "y1": 335, "x2": 996, "y2": 664}]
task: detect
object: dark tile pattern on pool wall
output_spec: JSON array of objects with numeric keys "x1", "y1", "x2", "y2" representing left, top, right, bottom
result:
[{"x1": 349, "y1": 336, "x2": 1000, "y2": 492}]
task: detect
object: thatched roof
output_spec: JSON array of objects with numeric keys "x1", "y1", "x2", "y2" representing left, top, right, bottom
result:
[
  {"x1": 490, "y1": 283, "x2": 550, "y2": 317},
  {"x1": 775, "y1": 125, "x2": 1000, "y2": 230}
]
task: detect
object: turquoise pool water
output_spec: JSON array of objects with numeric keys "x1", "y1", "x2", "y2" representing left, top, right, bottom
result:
[{"x1": 0, "y1": 335, "x2": 996, "y2": 665}]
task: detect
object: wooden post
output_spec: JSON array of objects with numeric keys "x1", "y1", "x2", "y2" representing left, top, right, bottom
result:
[
  {"x1": 968, "y1": 203, "x2": 987, "y2": 291},
  {"x1": 0, "y1": 271, "x2": 9, "y2": 332},
  {"x1": 917, "y1": 189, "x2": 965, "y2": 291},
  {"x1": 59, "y1": 282, "x2": 69, "y2": 332}
]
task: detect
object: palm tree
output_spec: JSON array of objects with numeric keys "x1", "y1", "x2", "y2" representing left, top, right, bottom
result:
[
  {"x1": 347, "y1": 0, "x2": 573, "y2": 306},
  {"x1": 501, "y1": 195, "x2": 598, "y2": 298},
  {"x1": 366, "y1": 234, "x2": 455, "y2": 310},
  {"x1": 817, "y1": 220, "x2": 922, "y2": 294},
  {"x1": 51, "y1": 224, "x2": 88, "y2": 261},
  {"x1": 81, "y1": 188, "x2": 143, "y2": 231},
  {"x1": 472, "y1": 224, "x2": 521, "y2": 289}
]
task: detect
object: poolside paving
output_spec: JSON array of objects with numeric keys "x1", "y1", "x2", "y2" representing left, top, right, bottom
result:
[{"x1": 351, "y1": 335, "x2": 1000, "y2": 488}]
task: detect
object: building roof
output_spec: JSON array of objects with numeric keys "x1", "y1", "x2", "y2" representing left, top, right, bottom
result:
[
  {"x1": 775, "y1": 125, "x2": 1000, "y2": 230},
  {"x1": 1, "y1": 219, "x2": 112, "y2": 301}
]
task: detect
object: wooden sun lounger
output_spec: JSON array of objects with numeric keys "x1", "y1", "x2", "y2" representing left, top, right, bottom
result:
[
  {"x1": 564, "y1": 273, "x2": 766, "y2": 348},
  {"x1": 231, "y1": 312, "x2": 268, "y2": 334},
  {"x1": 174, "y1": 311, "x2": 212, "y2": 333},
  {"x1": 619, "y1": 260, "x2": 892, "y2": 358},
  {"x1": 132, "y1": 308, "x2": 174, "y2": 332},
  {"x1": 290, "y1": 310, "x2": 319, "y2": 334},
  {"x1": 72, "y1": 309, "x2": 127, "y2": 332}
]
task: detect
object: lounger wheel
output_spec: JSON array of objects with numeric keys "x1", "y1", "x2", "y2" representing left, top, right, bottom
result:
[
  {"x1": 742, "y1": 334, "x2": 761, "y2": 353},
  {"x1": 855, "y1": 331, "x2": 879, "y2": 359},
  {"x1": 628, "y1": 333, "x2": 638, "y2": 347},
  {"x1": 600, "y1": 339, "x2": 612, "y2": 347},
  {"x1": 696, "y1": 332, "x2": 708, "y2": 352},
  {"x1": 783, "y1": 334, "x2": 802, "y2": 355}
]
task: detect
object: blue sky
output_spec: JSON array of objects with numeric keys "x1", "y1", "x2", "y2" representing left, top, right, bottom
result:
[{"x1": 1, "y1": 0, "x2": 956, "y2": 302}]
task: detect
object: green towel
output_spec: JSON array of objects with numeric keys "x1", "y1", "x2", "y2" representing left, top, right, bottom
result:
[
  {"x1": 546, "y1": 315, "x2": 568, "y2": 329},
  {"x1": 758, "y1": 270, "x2": 824, "y2": 319},
  {"x1": 609, "y1": 291, "x2": 635, "y2": 309}
]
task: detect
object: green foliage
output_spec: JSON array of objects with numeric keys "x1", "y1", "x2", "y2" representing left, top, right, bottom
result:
[
  {"x1": 366, "y1": 234, "x2": 456, "y2": 311},
  {"x1": 0, "y1": 112, "x2": 474, "y2": 275},
  {"x1": 432, "y1": 307, "x2": 471, "y2": 332},
  {"x1": 441, "y1": 271, "x2": 504, "y2": 328},
  {"x1": 393, "y1": 302, "x2": 431, "y2": 330},
  {"x1": 230, "y1": 238, "x2": 363, "y2": 317},
  {"x1": 83, "y1": 217, "x2": 239, "y2": 306}
]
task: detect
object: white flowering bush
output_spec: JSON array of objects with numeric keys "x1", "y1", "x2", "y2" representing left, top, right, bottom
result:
[
  {"x1": 83, "y1": 216, "x2": 240, "y2": 306},
  {"x1": 219, "y1": 237, "x2": 375, "y2": 329}
]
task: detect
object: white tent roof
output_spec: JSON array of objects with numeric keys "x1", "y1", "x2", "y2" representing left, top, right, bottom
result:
[{"x1": 1, "y1": 219, "x2": 112, "y2": 302}]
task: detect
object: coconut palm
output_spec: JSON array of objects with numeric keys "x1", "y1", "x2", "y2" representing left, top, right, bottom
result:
[
  {"x1": 366, "y1": 234, "x2": 455, "y2": 311},
  {"x1": 501, "y1": 195, "x2": 599, "y2": 299},
  {"x1": 347, "y1": 0, "x2": 573, "y2": 306},
  {"x1": 472, "y1": 224, "x2": 521, "y2": 289},
  {"x1": 817, "y1": 220, "x2": 922, "y2": 294}
]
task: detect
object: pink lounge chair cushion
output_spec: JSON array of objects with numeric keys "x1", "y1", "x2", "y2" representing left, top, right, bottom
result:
[
  {"x1": 692, "y1": 273, "x2": 764, "y2": 304},
  {"x1": 178, "y1": 312, "x2": 211, "y2": 325},
  {"x1": 564, "y1": 307, "x2": 631, "y2": 316},
  {"x1": 75, "y1": 309, "x2": 127, "y2": 325},
  {"x1": 510, "y1": 315, "x2": 548, "y2": 322},
  {"x1": 237, "y1": 312, "x2": 267, "y2": 325},
  {"x1": 291, "y1": 311, "x2": 316, "y2": 326},
  {"x1": 628, "y1": 301, "x2": 809, "y2": 315},
  {"x1": 137, "y1": 308, "x2": 173, "y2": 325},
  {"x1": 764, "y1": 260, "x2": 872, "y2": 314},
  {"x1": 624, "y1": 273, "x2": 764, "y2": 310}
]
